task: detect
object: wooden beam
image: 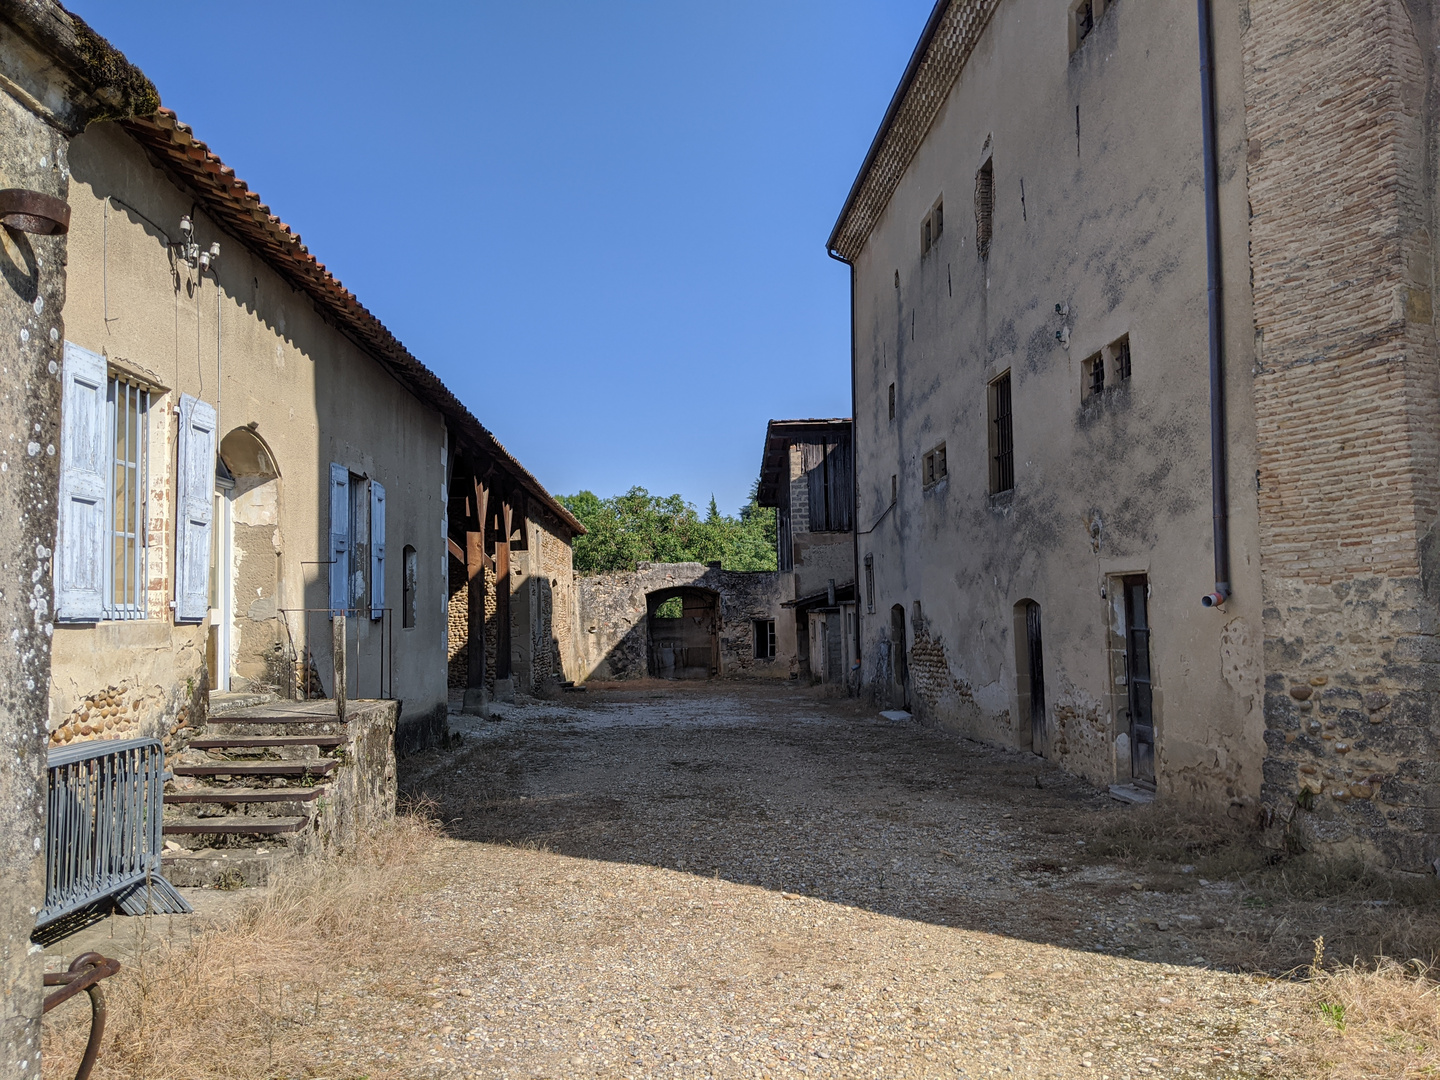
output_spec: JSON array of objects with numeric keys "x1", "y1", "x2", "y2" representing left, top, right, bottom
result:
[
  {"x1": 495, "y1": 497, "x2": 513, "y2": 680},
  {"x1": 447, "y1": 537, "x2": 465, "y2": 564},
  {"x1": 466, "y1": 528, "x2": 487, "y2": 690}
]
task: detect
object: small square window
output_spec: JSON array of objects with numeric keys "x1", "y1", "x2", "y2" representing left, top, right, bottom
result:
[
  {"x1": 934, "y1": 201, "x2": 944, "y2": 238},
  {"x1": 922, "y1": 218, "x2": 933, "y2": 255},
  {"x1": 888, "y1": 383, "x2": 896, "y2": 422}
]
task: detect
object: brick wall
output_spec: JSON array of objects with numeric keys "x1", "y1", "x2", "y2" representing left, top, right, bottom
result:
[{"x1": 1243, "y1": 0, "x2": 1440, "y2": 868}]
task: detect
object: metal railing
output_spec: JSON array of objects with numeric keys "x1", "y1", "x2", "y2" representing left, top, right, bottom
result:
[
  {"x1": 38, "y1": 738, "x2": 191, "y2": 929},
  {"x1": 278, "y1": 607, "x2": 394, "y2": 703}
]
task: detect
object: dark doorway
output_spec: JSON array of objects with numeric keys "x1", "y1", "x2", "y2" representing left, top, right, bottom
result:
[
  {"x1": 1123, "y1": 576, "x2": 1156, "y2": 787},
  {"x1": 889, "y1": 604, "x2": 909, "y2": 709},
  {"x1": 648, "y1": 589, "x2": 719, "y2": 680},
  {"x1": 1024, "y1": 601, "x2": 1046, "y2": 756}
]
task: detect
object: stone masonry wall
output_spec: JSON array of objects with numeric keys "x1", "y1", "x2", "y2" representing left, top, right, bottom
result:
[
  {"x1": 1243, "y1": 0, "x2": 1440, "y2": 869},
  {"x1": 577, "y1": 563, "x2": 790, "y2": 681}
]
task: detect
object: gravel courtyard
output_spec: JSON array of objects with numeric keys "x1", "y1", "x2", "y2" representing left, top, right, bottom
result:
[{"x1": 317, "y1": 682, "x2": 1333, "y2": 1080}]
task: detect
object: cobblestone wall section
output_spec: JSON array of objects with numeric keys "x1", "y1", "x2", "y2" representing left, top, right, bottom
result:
[
  {"x1": 1243, "y1": 0, "x2": 1440, "y2": 869},
  {"x1": 578, "y1": 564, "x2": 789, "y2": 681}
]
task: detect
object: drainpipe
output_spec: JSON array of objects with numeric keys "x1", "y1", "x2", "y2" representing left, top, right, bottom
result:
[
  {"x1": 1197, "y1": 0, "x2": 1231, "y2": 609},
  {"x1": 829, "y1": 247, "x2": 861, "y2": 682}
]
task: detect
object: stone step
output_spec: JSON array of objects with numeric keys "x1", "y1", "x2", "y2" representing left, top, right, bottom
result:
[
  {"x1": 172, "y1": 759, "x2": 337, "y2": 779},
  {"x1": 163, "y1": 848, "x2": 276, "y2": 888},
  {"x1": 208, "y1": 691, "x2": 279, "y2": 717},
  {"x1": 165, "y1": 785, "x2": 327, "y2": 804},
  {"x1": 163, "y1": 815, "x2": 308, "y2": 836},
  {"x1": 188, "y1": 734, "x2": 345, "y2": 750}
]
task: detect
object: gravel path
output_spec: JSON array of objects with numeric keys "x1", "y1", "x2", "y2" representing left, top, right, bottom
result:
[{"x1": 305, "y1": 684, "x2": 1307, "y2": 1079}]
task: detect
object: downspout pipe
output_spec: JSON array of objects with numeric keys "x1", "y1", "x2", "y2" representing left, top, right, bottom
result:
[
  {"x1": 1197, "y1": 0, "x2": 1231, "y2": 609},
  {"x1": 828, "y1": 246, "x2": 862, "y2": 683}
]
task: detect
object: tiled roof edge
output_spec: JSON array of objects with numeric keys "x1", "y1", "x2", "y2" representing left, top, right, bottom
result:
[
  {"x1": 118, "y1": 109, "x2": 584, "y2": 536},
  {"x1": 826, "y1": 0, "x2": 1003, "y2": 263}
]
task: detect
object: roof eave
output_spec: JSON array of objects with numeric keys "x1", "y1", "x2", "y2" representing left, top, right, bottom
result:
[{"x1": 826, "y1": 0, "x2": 952, "y2": 259}]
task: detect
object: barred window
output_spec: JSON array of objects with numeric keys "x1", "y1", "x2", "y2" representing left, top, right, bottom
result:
[
  {"x1": 107, "y1": 378, "x2": 150, "y2": 619},
  {"x1": 989, "y1": 372, "x2": 1014, "y2": 495}
]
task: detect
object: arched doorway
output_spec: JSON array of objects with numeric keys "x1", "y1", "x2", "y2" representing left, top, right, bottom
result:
[
  {"x1": 213, "y1": 427, "x2": 281, "y2": 693},
  {"x1": 889, "y1": 603, "x2": 909, "y2": 709},
  {"x1": 1013, "y1": 599, "x2": 1046, "y2": 756},
  {"x1": 647, "y1": 588, "x2": 719, "y2": 679}
]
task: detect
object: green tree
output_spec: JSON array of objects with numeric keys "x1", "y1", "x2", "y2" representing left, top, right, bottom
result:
[{"x1": 558, "y1": 485, "x2": 778, "y2": 574}]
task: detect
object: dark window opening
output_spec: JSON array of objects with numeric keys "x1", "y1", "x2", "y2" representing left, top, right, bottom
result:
[
  {"x1": 934, "y1": 201, "x2": 944, "y2": 238},
  {"x1": 1076, "y1": 0, "x2": 1094, "y2": 43},
  {"x1": 753, "y1": 619, "x2": 776, "y2": 660},
  {"x1": 989, "y1": 372, "x2": 1014, "y2": 494},
  {"x1": 864, "y1": 554, "x2": 875, "y2": 614},
  {"x1": 888, "y1": 383, "x2": 896, "y2": 422},
  {"x1": 402, "y1": 545, "x2": 417, "y2": 628},
  {"x1": 923, "y1": 442, "x2": 948, "y2": 488},
  {"x1": 922, "y1": 218, "x2": 933, "y2": 255},
  {"x1": 975, "y1": 158, "x2": 994, "y2": 261},
  {"x1": 891, "y1": 474, "x2": 898, "y2": 506}
]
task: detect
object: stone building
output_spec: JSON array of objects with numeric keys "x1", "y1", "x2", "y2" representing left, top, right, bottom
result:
[
  {"x1": 830, "y1": 0, "x2": 1440, "y2": 868},
  {"x1": 0, "y1": 1, "x2": 158, "y2": 1068},
  {"x1": 577, "y1": 562, "x2": 790, "y2": 682},
  {"x1": 756, "y1": 419, "x2": 858, "y2": 685}
]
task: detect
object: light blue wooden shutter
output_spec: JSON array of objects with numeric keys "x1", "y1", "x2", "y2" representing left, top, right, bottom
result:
[
  {"x1": 329, "y1": 463, "x2": 350, "y2": 615},
  {"x1": 370, "y1": 480, "x2": 385, "y2": 620},
  {"x1": 174, "y1": 394, "x2": 216, "y2": 624},
  {"x1": 57, "y1": 343, "x2": 107, "y2": 622}
]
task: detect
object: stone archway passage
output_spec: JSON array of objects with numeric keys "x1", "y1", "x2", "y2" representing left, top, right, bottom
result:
[{"x1": 648, "y1": 588, "x2": 718, "y2": 679}]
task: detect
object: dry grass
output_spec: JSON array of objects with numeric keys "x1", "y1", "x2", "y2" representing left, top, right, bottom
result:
[
  {"x1": 42, "y1": 811, "x2": 442, "y2": 1080},
  {"x1": 1079, "y1": 803, "x2": 1440, "y2": 973},
  {"x1": 1285, "y1": 947, "x2": 1440, "y2": 1078}
]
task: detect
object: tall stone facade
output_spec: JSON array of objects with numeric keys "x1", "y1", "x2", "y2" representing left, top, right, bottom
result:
[{"x1": 1243, "y1": 0, "x2": 1440, "y2": 870}]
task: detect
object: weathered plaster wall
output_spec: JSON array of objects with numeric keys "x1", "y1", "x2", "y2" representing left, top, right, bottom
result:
[
  {"x1": 851, "y1": 0, "x2": 1265, "y2": 808},
  {"x1": 51, "y1": 121, "x2": 451, "y2": 745},
  {"x1": 578, "y1": 563, "x2": 791, "y2": 681},
  {"x1": 0, "y1": 59, "x2": 68, "y2": 1077}
]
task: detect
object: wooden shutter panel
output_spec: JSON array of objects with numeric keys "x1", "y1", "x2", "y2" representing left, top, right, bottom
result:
[
  {"x1": 370, "y1": 480, "x2": 385, "y2": 620},
  {"x1": 174, "y1": 394, "x2": 216, "y2": 624},
  {"x1": 328, "y1": 463, "x2": 350, "y2": 615},
  {"x1": 57, "y1": 343, "x2": 107, "y2": 622},
  {"x1": 830, "y1": 431, "x2": 854, "y2": 532}
]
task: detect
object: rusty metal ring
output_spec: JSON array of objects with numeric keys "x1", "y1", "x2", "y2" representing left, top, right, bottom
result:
[
  {"x1": 0, "y1": 189, "x2": 70, "y2": 235},
  {"x1": 43, "y1": 953, "x2": 120, "y2": 1080}
]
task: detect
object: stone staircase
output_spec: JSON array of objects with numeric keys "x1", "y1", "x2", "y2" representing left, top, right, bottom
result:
[{"x1": 162, "y1": 694, "x2": 390, "y2": 888}]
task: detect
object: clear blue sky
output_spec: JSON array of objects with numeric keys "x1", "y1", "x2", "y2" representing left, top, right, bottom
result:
[{"x1": 72, "y1": 1, "x2": 934, "y2": 516}]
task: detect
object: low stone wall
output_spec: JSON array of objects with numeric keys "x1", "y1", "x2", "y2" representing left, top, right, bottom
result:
[{"x1": 578, "y1": 563, "x2": 791, "y2": 681}]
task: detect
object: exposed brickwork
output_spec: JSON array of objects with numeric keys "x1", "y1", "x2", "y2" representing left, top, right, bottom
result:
[
  {"x1": 1243, "y1": 0, "x2": 1440, "y2": 869},
  {"x1": 829, "y1": 0, "x2": 1004, "y2": 261},
  {"x1": 906, "y1": 615, "x2": 979, "y2": 725}
]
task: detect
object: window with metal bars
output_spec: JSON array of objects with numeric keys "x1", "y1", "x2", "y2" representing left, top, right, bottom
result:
[
  {"x1": 864, "y1": 554, "x2": 875, "y2": 614},
  {"x1": 1110, "y1": 334, "x2": 1132, "y2": 381},
  {"x1": 888, "y1": 383, "x2": 896, "y2": 422},
  {"x1": 106, "y1": 378, "x2": 150, "y2": 619},
  {"x1": 989, "y1": 372, "x2": 1014, "y2": 495},
  {"x1": 975, "y1": 159, "x2": 994, "y2": 260},
  {"x1": 1083, "y1": 352, "x2": 1105, "y2": 401}
]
